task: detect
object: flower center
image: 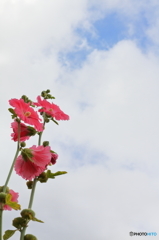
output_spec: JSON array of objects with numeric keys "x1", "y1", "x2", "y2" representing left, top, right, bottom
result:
[
  {"x1": 49, "y1": 108, "x2": 53, "y2": 112},
  {"x1": 24, "y1": 111, "x2": 31, "y2": 117}
]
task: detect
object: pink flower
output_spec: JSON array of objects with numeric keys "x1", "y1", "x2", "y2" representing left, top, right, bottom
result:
[
  {"x1": 3, "y1": 189, "x2": 19, "y2": 211},
  {"x1": 34, "y1": 96, "x2": 69, "y2": 120},
  {"x1": 9, "y1": 98, "x2": 43, "y2": 131},
  {"x1": 11, "y1": 121, "x2": 36, "y2": 142},
  {"x1": 50, "y1": 152, "x2": 58, "y2": 165},
  {"x1": 14, "y1": 145, "x2": 51, "y2": 180}
]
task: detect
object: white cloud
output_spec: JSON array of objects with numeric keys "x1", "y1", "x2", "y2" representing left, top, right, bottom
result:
[{"x1": 56, "y1": 40, "x2": 159, "y2": 173}]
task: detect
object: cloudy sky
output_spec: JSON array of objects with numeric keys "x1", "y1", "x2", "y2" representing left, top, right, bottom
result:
[{"x1": 1, "y1": 0, "x2": 159, "y2": 239}]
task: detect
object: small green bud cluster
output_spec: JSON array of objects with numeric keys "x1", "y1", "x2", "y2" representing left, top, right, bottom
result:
[
  {"x1": 21, "y1": 95, "x2": 33, "y2": 104},
  {"x1": 41, "y1": 89, "x2": 55, "y2": 99},
  {"x1": 38, "y1": 172, "x2": 48, "y2": 183},
  {"x1": 12, "y1": 209, "x2": 35, "y2": 230}
]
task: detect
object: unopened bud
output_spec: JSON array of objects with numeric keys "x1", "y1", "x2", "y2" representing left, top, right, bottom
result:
[
  {"x1": 41, "y1": 91, "x2": 46, "y2": 97},
  {"x1": 24, "y1": 234, "x2": 38, "y2": 240},
  {"x1": 38, "y1": 172, "x2": 48, "y2": 183},
  {"x1": 20, "y1": 142, "x2": 26, "y2": 148},
  {"x1": 21, "y1": 95, "x2": 29, "y2": 103},
  {"x1": 21, "y1": 209, "x2": 35, "y2": 219},
  {"x1": 43, "y1": 141, "x2": 49, "y2": 147},
  {"x1": 12, "y1": 217, "x2": 27, "y2": 229},
  {"x1": 26, "y1": 181, "x2": 33, "y2": 189}
]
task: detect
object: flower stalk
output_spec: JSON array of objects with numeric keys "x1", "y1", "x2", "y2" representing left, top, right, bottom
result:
[
  {"x1": 1, "y1": 90, "x2": 69, "y2": 240},
  {"x1": 0, "y1": 121, "x2": 21, "y2": 240},
  {"x1": 20, "y1": 122, "x2": 44, "y2": 240}
]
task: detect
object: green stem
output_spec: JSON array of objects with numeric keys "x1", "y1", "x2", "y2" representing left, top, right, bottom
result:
[
  {"x1": 38, "y1": 132, "x2": 42, "y2": 146},
  {"x1": 0, "y1": 121, "x2": 21, "y2": 240},
  {"x1": 3, "y1": 121, "x2": 21, "y2": 192},
  {"x1": 0, "y1": 210, "x2": 3, "y2": 240},
  {"x1": 20, "y1": 121, "x2": 45, "y2": 240},
  {"x1": 20, "y1": 227, "x2": 26, "y2": 240},
  {"x1": 28, "y1": 178, "x2": 37, "y2": 209},
  {"x1": 3, "y1": 140, "x2": 20, "y2": 192}
]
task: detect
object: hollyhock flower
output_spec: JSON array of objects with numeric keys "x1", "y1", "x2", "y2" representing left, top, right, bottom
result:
[
  {"x1": 9, "y1": 98, "x2": 43, "y2": 131},
  {"x1": 11, "y1": 121, "x2": 36, "y2": 142},
  {"x1": 14, "y1": 145, "x2": 51, "y2": 180},
  {"x1": 3, "y1": 189, "x2": 19, "y2": 211},
  {"x1": 34, "y1": 96, "x2": 69, "y2": 120},
  {"x1": 50, "y1": 152, "x2": 58, "y2": 165}
]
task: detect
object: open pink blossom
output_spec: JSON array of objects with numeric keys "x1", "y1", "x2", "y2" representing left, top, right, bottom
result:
[
  {"x1": 9, "y1": 98, "x2": 43, "y2": 131},
  {"x1": 14, "y1": 145, "x2": 51, "y2": 180},
  {"x1": 3, "y1": 189, "x2": 19, "y2": 211},
  {"x1": 34, "y1": 96, "x2": 69, "y2": 120},
  {"x1": 11, "y1": 121, "x2": 34, "y2": 142}
]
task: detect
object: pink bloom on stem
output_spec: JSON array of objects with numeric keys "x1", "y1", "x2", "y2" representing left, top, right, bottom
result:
[
  {"x1": 51, "y1": 152, "x2": 58, "y2": 165},
  {"x1": 34, "y1": 96, "x2": 69, "y2": 120},
  {"x1": 9, "y1": 98, "x2": 43, "y2": 131},
  {"x1": 11, "y1": 121, "x2": 31, "y2": 142},
  {"x1": 3, "y1": 189, "x2": 19, "y2": 211},
  {"x1": 14, "y1": 145, "x2": 51, "y2": 180}
]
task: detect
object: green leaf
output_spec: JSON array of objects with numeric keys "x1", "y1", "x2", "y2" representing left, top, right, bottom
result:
[
  {"x1": 46, "y1": 170, "x2": 67, "y2": 179},
  {"x1": 51, "y1": 118, "x2": 59, "y2": 125},
  {"x1": 8, "y1": 108, "x2": 15, "y2": 114},
  {"x1": 52, "y1": 171, "x2": 67, "y2": 176},
  {"x1": 8, "y1": 108, "x2": 17, "y2": 118},
  {"x1": 32, "y1": 217, "x2": 44, "y2": 223},
  {"x1": 3, "y1": 230, "x2": 17, "y2": 240},
  {"x1": 46, "y1": 170, "x2": 55, "y2": 179},
  {"x1": 8, "y1": 108, "x2": 17, "y2": 119},
  {"x1": 5, "y1": 194, "x2": 21, "y2": 210}
]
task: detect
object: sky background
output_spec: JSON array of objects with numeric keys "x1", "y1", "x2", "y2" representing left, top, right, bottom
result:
[{"x1": 1, "y1": 0, "x2": 159, "y2": 239}]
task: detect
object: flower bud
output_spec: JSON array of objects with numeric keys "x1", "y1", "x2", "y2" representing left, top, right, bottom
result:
[
  {"x1": 20, "y1": 142, "x2": 26, "y2": 148},
  {"x1": 0, "y1": 193, "x2": 7, "y2": 203},
  {"x1": 12, "y1": 217, "x2": 27, "y2": 229},
  {"x1": 24, "y1": 234, "x2": 38, "y2": 240},
  {"x1": 38, "y1": 172, "x2": 48, "y2": 183},
  {"x1": 43, "y1": 141, "x2": 49, "y2": 147},
  {"x1": 26, "y1": 181, "x2": 33, "y2": 189},
  {"x1": 50, "y1": 151, "x2": 58, "y2": 165},
  {"x1": 21, "y1": 209, "x2": 35, "y2": 219},
  {"x1": 41, "y1": 91, "x2": 46, "y2": 98},
  {"x1": 21, "y1": 95, "x2": 29, "y2": 103}
]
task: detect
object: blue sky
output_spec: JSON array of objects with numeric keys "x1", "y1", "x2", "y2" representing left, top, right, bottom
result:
[
  {"x1": 1, "y1": 1, "x2": 159, "y2": 239},
  {"x1": 59, "y1": 7, "x2": 155, "y2": 68}
]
